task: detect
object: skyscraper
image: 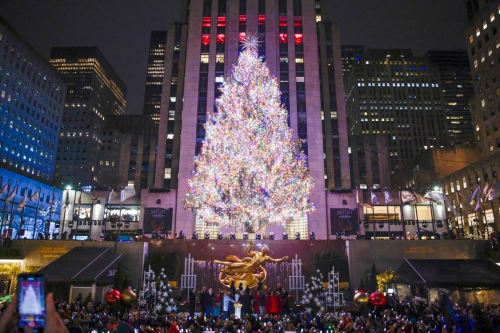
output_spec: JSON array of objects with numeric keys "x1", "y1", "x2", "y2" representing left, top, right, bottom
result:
[
  {"x1": 344, "y1": 48, "x2": 446, "y2": 174},
  {"x1": 49, "y1": 47, "x2": 127, "y2": 190},
  {"x1": 0, "y1": 18, "x2": 64, "y2": 239},
  {"x1": 143, "y1": 0, "x2": 355, "y2": 239},
  {"x1": 143, "y1": 31, "x2": 168, "y2": 123},
  {"x1": 465, "y1": 0, "x2": 499, "y2": 156},
  {"x1": 0, "y1": 19, "x2": 65, "y2": 181},
  {"x1": 426, "y1": 50, "x2": 474, "y2": 146}
]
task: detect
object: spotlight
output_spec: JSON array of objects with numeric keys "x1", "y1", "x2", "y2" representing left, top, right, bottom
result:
[
  {"x1": 282, "y1": 232, "x2": 288, "y2": 240},
  {"x1": 204, "y1": 231, "x2": 210, "y2": 240},
  {"x1": 255, "y1": 233, "x2": 262, "y2": 240},
  {"x1": 295, "y1": 232, "x2": 301, "y2": 240},
  {"x1": 178, "y1": 231, "x2": 185, "y2": 239},
  {"x1": 217, "y1": 233, "x2": 223, "y2": 240},
  {"x1": 242, "y1": 232, "x2": 249, "y2": 240},
  {"x1": 269, "y1": 232, "x2": 275, "y2": 240},
  {"x1": 309, "y1": 232, "x2": 315, "y2": 240},
  {"x1": 230, "y1": 232, "x2": 236, "y2": 240},
  {"x1": 192, "y1": 232, "x2": 198, "y2": 240}
]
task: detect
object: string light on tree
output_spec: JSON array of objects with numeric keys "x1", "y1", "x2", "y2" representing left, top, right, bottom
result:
[{"x1": 184, "y1": 35, "x2": 315, "y2": 233}]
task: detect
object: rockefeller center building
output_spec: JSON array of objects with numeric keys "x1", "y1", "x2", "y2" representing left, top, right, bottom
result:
[{"x1": 142, "y1": 0, "x2": 353, "y2": 239}]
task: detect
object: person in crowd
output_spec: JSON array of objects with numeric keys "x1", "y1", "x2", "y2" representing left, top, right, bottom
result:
[{"x1": 239, "y1": 288, "x2": 252, "y2": 318}]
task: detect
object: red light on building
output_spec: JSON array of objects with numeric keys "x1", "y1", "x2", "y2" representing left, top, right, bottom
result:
[
  {"x1": 217, "y1": 16, "x2": 226, "y2": 27},
  {"x1": 279, "y1": 16, "x2": 287, "y2": 27},
  {"x1": 294, "y1": 17, "x2": 302, "y2": 27},
  {"x1": 239, "y1": 15, "x2": 247, "y2": 23},
  {"x1": 201, "y1": 34, "x2": 210, "y2": 46},
  {"x1": 216, "y1": 34, "x2": 225, "y2": 44},
  {"x1": 279, "y1": 33, "x2": 288, "y2": 44},
  {"x1": 239, "y1": 32, "x2": 246, "y2": 42},
  {"x1": 258, "y1": 15, "x2": 265, "y2": 25},
  {"x1": 294, "y1": 33, "x2": 303, "y2": 45},
  {"x1": 202, "y1": 17, "x2": 211, "y2": 27}
]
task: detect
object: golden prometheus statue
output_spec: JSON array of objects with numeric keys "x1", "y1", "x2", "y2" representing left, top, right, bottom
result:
[{"x1": 214, "y1": 241, "x2": 289, "y2": 290}]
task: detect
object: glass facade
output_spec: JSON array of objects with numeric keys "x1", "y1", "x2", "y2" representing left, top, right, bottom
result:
[
  {"x1": 0, "y1": 21, "x2": 65, "y2": 181},
  {"x1": 0, "y1": 167, "x2": 62, "y2": 239}
]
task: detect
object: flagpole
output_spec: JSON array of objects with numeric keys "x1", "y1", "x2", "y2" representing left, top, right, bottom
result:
[
  {"x1": 32, "y1": 188, "x2": 42, "y2": 238},
  {"x1": 75, "y1": 190, "x2": 82, "y2": 235},
  {"x1": 385, "y1": 190, "x2": 391, "y2": 239},
  {"x1": 429, "y1": 196, "x2": 436, "y2": 238},
  {"x1": 413, "y1": 191, "x2": 421, "y2": 240},
  {"x1": 0, "y1": 193, "x2": 8, "y2": 235},
  {"x1": 60, "y1": 190, "x2": 70, "y2": 239},
  {"x1": 398, "y1": 190, "x2": 406, "y2": 239},
  {"x1": 17, "y1": 198, "x2": 26, "y2": 240},
  {"x1": 46, "y1": 187, "x2": 55, "y2": 238},
  {"x1": 7, "y1": 182, "x2": 18, "y2": 237}
]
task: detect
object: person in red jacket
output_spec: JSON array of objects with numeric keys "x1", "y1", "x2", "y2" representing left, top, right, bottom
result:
[{"x1": 267, "y1": 291, "x2": 281, "y2": 315}]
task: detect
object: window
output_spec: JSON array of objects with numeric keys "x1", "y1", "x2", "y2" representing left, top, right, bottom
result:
[
  {"x1": 483, "y1": 21, "x2": 488, "y2": 30},
  {"x1": 476, "y1": 28, "x2": 480, "y2": 37},
  {"x1": 200, "y1": 54, "x2": 209, "y2": 63},
  {"x1": 491, "y1": 13, "x2": 496, "y2": 22}
]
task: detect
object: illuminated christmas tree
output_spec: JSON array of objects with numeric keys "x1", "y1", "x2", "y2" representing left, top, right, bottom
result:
[{"x1": 185, "y1": 36, "x2": 314, "y2": 233}]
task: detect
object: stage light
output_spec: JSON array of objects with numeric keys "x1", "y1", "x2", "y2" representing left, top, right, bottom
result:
[
  {"x1": 242, "y1": 232, "x2": 249, "y2": 240},
  {"x1": 192, "y1": 232, "x2": 198, "y2": 240},
  {"x1": 309, "y1": 232, "x2": 315, "y2": 240},
  {"x1": 217, "y1": 233, "x2": 223, "y2": 240},
  {"x1": 282, "y1": 232, "x2": 288, "y2": 240},
  {"x1": 255, "y1": 233, "x2": 262, "y2": 240},
  {"x1": 269, "y1": 232, "x2": 275, "y2": 240},
  {"x1": 204, "y1": 231, "x2": 210, "y2": 240},
  {"x1": 295, "y1": 232, "x2": 300, "y2": 240},
  {"x1": 230, "y1": 232, "x2": 236, "y2": 240}
]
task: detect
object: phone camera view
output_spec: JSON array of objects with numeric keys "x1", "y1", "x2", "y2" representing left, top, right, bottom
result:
[{"x1": 17, "y1": 275, "x2": 45, "y2": 328}]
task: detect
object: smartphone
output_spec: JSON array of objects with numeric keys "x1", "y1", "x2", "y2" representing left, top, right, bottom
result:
[{"x1": 17, "y1": 273, "x2": 46, "y2": 329}]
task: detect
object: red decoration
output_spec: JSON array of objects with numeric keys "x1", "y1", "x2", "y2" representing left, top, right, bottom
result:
[
  {"x1": 369, "y1": 291, "x2": 387, "y2": 308},
  {"x1": 217, "y1": 16, "x2": 226, "y2": 27},
  {"x1": 279, "y1": 16, "x2": 287, "y2": 27},
  {"x1": 216, "y1": 34, "x2": 225, "y2": 44},
  {"x1": 202, "y1": 17, "x2": 211, "y2": 27},
  {"x1": 294, "y1": 17, "x2": 302, "y2": 27},
  {"x1": 239, "y1": 32, "x2": 246, "y2": 43},
  {"x1": 294, "y1": 33, "x2": 303, "y2": 45},
  {"x1": 258, "y1": 15, "x2": 265, "y2": 25},
  {"x1": 105, "y1": 289, "x2": 121, "y2": 304},
  {"x1": 239, "y1": 15, "x2": 247, "y2": 23},
  {"x1": 201, "y1": 34, "x2": 210, "y2": 46},
  {"x1": 279, "y1": 33, "x2": 288, "y2": 44}
]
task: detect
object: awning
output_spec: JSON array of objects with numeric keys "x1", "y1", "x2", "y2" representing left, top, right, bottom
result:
[
  {"x1": 395, "y1": 259, "x2": 500, "y2": 288},
  {"x1": 39, "y1": 247, "x2": 121, "y2": 285}
]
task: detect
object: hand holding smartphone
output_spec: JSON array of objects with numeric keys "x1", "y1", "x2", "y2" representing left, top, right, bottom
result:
[{"x1": 17, "y1": 273, "x2": 46, "y2": 330}]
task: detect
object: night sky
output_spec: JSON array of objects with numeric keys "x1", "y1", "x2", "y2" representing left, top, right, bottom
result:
[{"x1": 0, "y1": 0, "x2": 468, "y2": 114}]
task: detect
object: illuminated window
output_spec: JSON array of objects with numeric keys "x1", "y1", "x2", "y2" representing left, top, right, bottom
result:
[
  {"x1": 476, "y1": 28, "x2": 480, "y2": 37},
  {"x1": 202, "y1": 17, "x2": 211, "y2": 27},
  {"x1": 474, "y1": 59, "x2": 478, "y2": 68},
  {"x1": 258, "y1": 15, "x2": 265, "y2": 25},
  {"x1": 279, "y1": 16, "x2": 287, "y2": 27},
  {"x1": 295, "y1": 58, "x2": 304, "y2": 63},
  {"x1": 316, "y1": 15, "x2": 321, "y2": 22},
  {"x1": 481, "y1": 99, "x2": 486, "y2": 107},
  {"x1": 164, "y1": 168, "x2": 171, "y2": 179},
  {"x1": 216, "y1": 54, "x2": 224, "y2": 63},
  {"x1": 239, "y1": 32, "x2": 246, "y2": 42},
  {"x1": 491, "y1": 13, "x2": 495, "y2": 22},
  {"x1": 239, "y1": 15, "x2": 247, "y2": 23},
  {"x1": 483, "y1": 21, "x2": 487, "y2": 30},
  {"x1": 216, "y1": 33, "x2": 225, "y2": 44},
  {"x1": 201, "y1": 34, "x2": 210, "y2": 46},
  {"x1": 279, "y1": 33, "x2": 288, "y2": 44},
  {"x1": 217, "y1": 16, "x2": 226, "y2": 27},
  {"x1": 200, "y1": 54, "x2": 209, "y2": 63},
  {"x1": 294, "y1": 33, "x2": 303, "y2": 45}
]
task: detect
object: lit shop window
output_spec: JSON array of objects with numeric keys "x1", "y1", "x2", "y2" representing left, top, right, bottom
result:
[{"x1": 200, "y1": 54, "x2": 209, "y2": 64}]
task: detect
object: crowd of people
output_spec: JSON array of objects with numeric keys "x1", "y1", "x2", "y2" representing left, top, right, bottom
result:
[{"x1": 0, "y1": 286, "x2": 499, "y2": 332}]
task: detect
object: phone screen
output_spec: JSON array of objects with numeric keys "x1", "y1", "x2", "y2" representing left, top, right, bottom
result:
[{"x1": 17, "y1": 274, "x2": 45, "y2": 328}]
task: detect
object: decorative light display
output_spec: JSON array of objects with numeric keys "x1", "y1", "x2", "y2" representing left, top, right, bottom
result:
[
  {"x1": 279, "y1": 33, "x2": 288, "y2": 44},
  {"x1": 185, "y1": 36, "x2": 315, "y2": 234},
  {"x1": 301, "y1": 269, "x2": 327, "y2": 312},
  {"x1": 201, "y1": 34, "x2": 210, "y2": 46},
  {"x1": 239, "y1": 32, "x2": 247, "y2": 43}
]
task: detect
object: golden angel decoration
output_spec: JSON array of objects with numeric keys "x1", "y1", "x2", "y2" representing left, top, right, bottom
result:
[{"x1": 214, "y1": 241, "x2": 288, "y2": 290}]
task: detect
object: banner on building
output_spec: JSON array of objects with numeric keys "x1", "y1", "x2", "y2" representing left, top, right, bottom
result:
[
  {"x1": 143, "y1": 208, "x2": 173, "y2": 234},
  {"x1": 330, "y1": 208, "x2": 359, "y2": 235}
]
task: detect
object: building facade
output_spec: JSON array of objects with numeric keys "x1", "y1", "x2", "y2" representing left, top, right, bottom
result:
[
  {"x1": 349, "y1": 135, "x2": 390, "y2": 190},
  {"x1": 465, "y1": 0, "x2": 499, "y2": 156},
  {"x1": 426, "y1": 50, "x2": 475, "y2": 146},
  {"x1": 142, "y1": 0, "x2": 357, "y2": 239},
  {"x1": 50, "y1": 47, "x2": 127, "y2": 190},
  {"x1": 143, "y1": 31, "x2": 168, "y2": 123},
  {"x1": 344, "y1": 48, "x2": 447, "y2": 175},
  {"x1": 0, "y1": 19, "x2": 65, "y2": 239},
  {"x1": 0, "y1": 19, "x2": 66, "y2": 181}
]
